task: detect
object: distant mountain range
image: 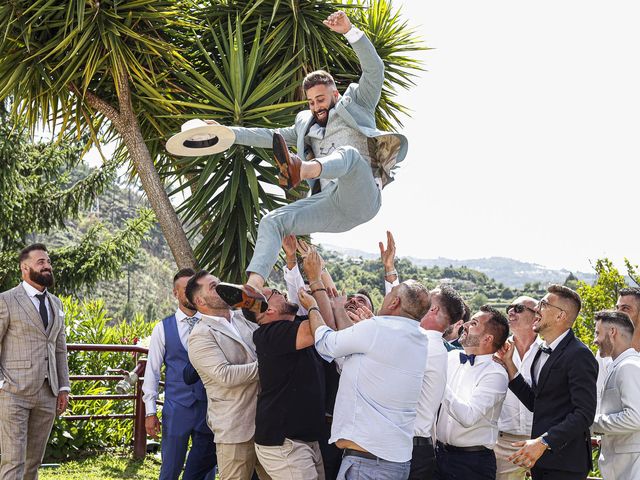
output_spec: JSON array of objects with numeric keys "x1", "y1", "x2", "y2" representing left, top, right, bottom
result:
[{"x1": 322, "y1": 244, "x2": 596, "y2": 289}]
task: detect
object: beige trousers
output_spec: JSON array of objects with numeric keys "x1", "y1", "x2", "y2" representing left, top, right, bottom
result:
[
  {"x1": 0, "y1": 381, "x2": 57, "y2": 480},
  {"x1": 255, "y1": 438, "x2": 325, "y2": 480},
  {"x1": 494, "y1": 432, "x2": 531, "y2": 480},
  {"x1": 216, "y1": 439, "x2": 271, "y2": 480}
]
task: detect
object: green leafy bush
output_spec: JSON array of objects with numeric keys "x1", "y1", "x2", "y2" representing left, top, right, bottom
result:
[{"x1": 46, "y1": 297, "x2": 156, "y2": 460}]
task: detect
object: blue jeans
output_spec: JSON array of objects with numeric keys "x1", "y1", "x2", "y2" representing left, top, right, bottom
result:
[
  {"x1": 247, "y1": 146, "x2": 381, "y2": 279},
  {"x1": 337, "y1": 454, "x2": 410, "y2": 480}
]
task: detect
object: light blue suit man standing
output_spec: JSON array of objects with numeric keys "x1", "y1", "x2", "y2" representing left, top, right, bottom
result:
[{"x1": 217, "y1": 10, "x2": 409, "y2": 313}]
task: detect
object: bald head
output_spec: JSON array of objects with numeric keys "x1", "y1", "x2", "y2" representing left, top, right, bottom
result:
[{"x1": 380, "y1": 280, "x2": 431, "y2": 321}]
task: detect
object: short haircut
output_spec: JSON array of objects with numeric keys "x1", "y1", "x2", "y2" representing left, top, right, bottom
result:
[
  {"x1": 303, "y1": 70, "x2": 336, "y2": 92},
  {"x1": 620, "y1": 287, "x2": 640, "y2": 302},
  {"x1": 173, "y1": 268, "x2": 196, "y2": 285},
  {"x1": 19, "y1": 243, "x2": 48, "y2": 263},
  {"x1": 548, "y1": 284, "x2": 581, "y2": 318},
  {"x1": 595, "y1": 310, "x2": 635, "y2": 336},
  {"x1": 462, "y1": 301, "x2": 471, "y2": 323},
  {"x1": 480, "y1": 305, "x2": 509, "y2": 351},
  {"x1": 185, "y1": 270, "x2": 210, "y2": 306},
  {"x1": 435, "y1": 285, "x2": 465, "y2": 325},
  {"x1": 356, "y1": 289, "x2": 374, "y2": 311},
  {"x1": 398, "y1": 280, "x2": 431, "y2": 320}
]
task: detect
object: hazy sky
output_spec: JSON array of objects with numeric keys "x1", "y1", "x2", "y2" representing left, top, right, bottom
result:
[{"x1": 316, "y1": 0, "x2": 640, "y2": 272}]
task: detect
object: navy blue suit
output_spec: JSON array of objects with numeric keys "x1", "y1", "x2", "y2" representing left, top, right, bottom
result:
[
  {"x1": 509, "y1": 329, "x2": 597, "y2": 480},
  {"x1": 159, "y1": 315, "x2": 216, "y2": 480}
]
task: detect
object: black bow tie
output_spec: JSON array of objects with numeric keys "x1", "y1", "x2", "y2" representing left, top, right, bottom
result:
[
  {"x1": 459, "y1": 352, "x2": 476, "y2": 366},
  {"x1": 540, "y1": 345, "x2": 553, "y2": 355}
]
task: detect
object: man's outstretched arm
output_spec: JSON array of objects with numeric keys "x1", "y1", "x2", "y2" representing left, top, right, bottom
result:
[{"x1": 325, "y1": 11, "x2": 384, "y2": 112}]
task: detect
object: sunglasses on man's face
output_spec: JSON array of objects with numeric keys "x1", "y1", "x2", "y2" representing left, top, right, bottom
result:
[
  {"x1": 266, "y1": 289, "x2": 283, "y2": 302},
  {"x1": 506, "y1": 303, "x2": 537, "y2": 315}
]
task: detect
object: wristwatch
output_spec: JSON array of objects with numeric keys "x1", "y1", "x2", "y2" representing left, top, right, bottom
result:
[{"x1": 540, "y1": 436, "x2": 551, "y2": 450}]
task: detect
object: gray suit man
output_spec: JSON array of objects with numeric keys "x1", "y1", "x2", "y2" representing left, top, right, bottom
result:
[
  {"x1": 592, "y1": 310, "x2": 640, "y2": 480},
  {"x1": 216, "y1": 10, "x2": 408, "y2": 314},
  {"x1": 186, "y1": 270, "x2": 269, "y2": 480},
  {"x1": 0, "y1": 243, "x2": 70, "y2": 479}
]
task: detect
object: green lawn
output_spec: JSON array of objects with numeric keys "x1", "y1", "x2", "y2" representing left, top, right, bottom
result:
[{"x1": 39, "y1": 454, "x2": 161, "y2": 480}]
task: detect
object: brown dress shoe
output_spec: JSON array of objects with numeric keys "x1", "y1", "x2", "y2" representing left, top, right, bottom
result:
[
  {"x1": 215, "y1": 283, "x2": 268, "y2": 314},
  {"x1": 272, "y1": 132, "x2": 302, "y2": 189}
]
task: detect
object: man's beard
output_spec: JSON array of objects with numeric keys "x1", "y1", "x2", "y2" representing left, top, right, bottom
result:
[
  {"x1": 598, "y1": 335, "x2": 614, "y2": 357},
  {"x1": 282, "y1": 301, "x2": 299, "y2": 316},
  {"x1": 182, "y1": 299, "x2": 197, "y2": 311},
  {"x1": 460, "y1": 331, "x2": 480, "y2": 348},
  {"x1": 29, "y1": 267, "x2": 54, "y2": 288},
  {"x1": 312, "y1": 98, "x2": 336, "y2": 127}
]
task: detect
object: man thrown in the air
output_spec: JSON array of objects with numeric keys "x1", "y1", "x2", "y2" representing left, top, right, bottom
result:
[{"x1": 215, "y1": 10, "x2": 408, "y2": 312}]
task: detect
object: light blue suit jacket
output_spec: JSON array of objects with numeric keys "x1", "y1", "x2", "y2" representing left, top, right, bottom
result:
[{"x1": 230, "y1": 32, "x2": 408, "y2": 189}]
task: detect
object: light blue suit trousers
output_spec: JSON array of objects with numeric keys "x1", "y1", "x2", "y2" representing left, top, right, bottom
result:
[{"x1": 247, "y1": 146, "x2": 381, "y2": 279}]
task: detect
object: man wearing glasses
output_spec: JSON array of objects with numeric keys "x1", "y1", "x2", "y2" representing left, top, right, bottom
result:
[
  {"x1": 498, "y1": 285, "x2": 598, "y2": 480},
  {"x1": 495, "y1": 297, "x2": 542, "y2": 480},
  {"x1": 239, "y1": 251, "x2": 332, "y2": 480}
]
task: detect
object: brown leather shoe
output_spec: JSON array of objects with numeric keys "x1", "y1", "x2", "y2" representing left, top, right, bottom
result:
[
  {"x1": 215, "y1": 283, "x2": 268, "y2": 314},
  {"x1": 272, "y1": 132, "x2": 301, "y2": 189}
]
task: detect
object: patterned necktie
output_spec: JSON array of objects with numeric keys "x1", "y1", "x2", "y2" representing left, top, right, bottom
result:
[
  {"x1": 35, "y1": 293, "x2": 49, "y2": 329},
  {"x1": 183, "y1": 316, "x2": 199, "y2": 334},
  {"x1": 459, "y1": 352, "x2": 476, "y2": 366}
]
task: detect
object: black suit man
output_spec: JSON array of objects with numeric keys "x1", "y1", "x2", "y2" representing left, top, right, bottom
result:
[{"x1": 498, "y1": 284, "x2": 597, "y2": 480}]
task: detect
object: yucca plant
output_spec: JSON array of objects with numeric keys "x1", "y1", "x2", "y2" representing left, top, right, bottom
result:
[
  {"x1": 170, "y1": 0, "x2": 426, "y2": 282},
  {"x1": 0, "y1": 0, "x2": 200, "y2": 268}
]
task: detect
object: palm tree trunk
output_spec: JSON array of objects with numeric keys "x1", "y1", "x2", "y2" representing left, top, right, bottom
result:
[{"x1": 74, "y1": 77, "x2": 197, "y2": 270}]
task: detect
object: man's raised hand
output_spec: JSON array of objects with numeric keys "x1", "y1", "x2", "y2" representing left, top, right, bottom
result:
[
  {"x1": 298, "y1": 287, "x2": 319, "y2": 312},
  {"x1": 379, "y1": 230, "x2": 396, "y2": 271},
  {"x1": 323, "y1": 10, "x2": 352, "y2": 34},
  {"x1": 303, "y1": 247, "x2": 323, "y2": 283}
]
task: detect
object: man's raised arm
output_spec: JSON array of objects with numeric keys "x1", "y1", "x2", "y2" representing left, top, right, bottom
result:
[{"x1": 324, "y1": 10, "x2": 384, "y2": 111}]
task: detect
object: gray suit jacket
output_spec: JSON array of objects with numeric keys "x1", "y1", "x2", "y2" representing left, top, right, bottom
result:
[
  {"x1": 593, "y1": 348, "x2": 640, "y2": 479},
  {"x1": 231, "y1": 32, "x2": 408, "y2": 188},
  {"x1": 188, "y1": 312, "x2": 260, "y2": 444},
  {"x1": 0, "y1": 284, "x2": 70, "y2": 396}
]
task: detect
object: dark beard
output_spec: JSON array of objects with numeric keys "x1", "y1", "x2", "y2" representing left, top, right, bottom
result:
[
  {"x1": 282, "y1": 301, "x2": 300, "y2": 316},
  {"x1": 312, "y1": 98, "x2": 336, "y2": 127},
  {"x1": 29, "y1": 267, "x2": 54, "y2": 288}
]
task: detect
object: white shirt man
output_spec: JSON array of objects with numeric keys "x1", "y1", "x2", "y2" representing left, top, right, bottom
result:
[
  {"x1": 592, "y1": 311, "x2": 640, "y2": 480},
  {"x1": 495, "y1": 297, "x2": 541, "y2": 480},
  {"x1": 435, "y1": 307, "x2": 510, "y2": 480}
]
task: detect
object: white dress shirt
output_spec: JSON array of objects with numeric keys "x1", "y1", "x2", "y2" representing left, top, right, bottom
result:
[
  {"x1": 437, "y1": 351, "x2": 509, "y2": 449},
  {"x1": 21, "y1": 281, "x2": 53, "y2": 326},
  {"x1": 20, "y1": 281, "x2": 70, "y2": 393},
  {"x1": 315, "y1": 316, "x2": 428, "y2": 462},
  {"x1": 532, "y1": 329, "x2": 570, "y2": 381},
  {"x1": 498, "y1": 336, "x2": 542, "y2": 435},
  {"x1": 414, "y1": 329, "x2": 448, "y2": 438},
  {"x1": 595, "y1": 350, "x2": 613, "y2": 410},
  {"x1": 282, "y1": 264, "x2": 307, "y2": 315},
  {"x1": 142, "y1": 308, "x2": 202, "y2": 415}
]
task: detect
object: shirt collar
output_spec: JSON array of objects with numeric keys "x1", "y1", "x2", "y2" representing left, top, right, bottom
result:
[
  {"x1": 423, "y1": 329, "x2": 445, "y2": 341},
  {"x1": 200, "y1": 311, "x2": 233, "y2": 323},
  {"x1": 21, "y1": 280, "x2": 47, "y2": 298},
  {"x1": 612, "y1": 348, "x2": 639, "y2": 368},
  {"x1": 460, "y1": 352, "x2": 494, "y2": 366},
  {"x1": 175, "y1": 308, "x2": 201, "y2": 322},
  {"x1": 544, "y1": 328, "x2": 570, "y2": 350}
]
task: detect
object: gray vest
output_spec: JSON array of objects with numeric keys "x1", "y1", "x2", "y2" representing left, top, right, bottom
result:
[{"x1": 306, "y1": 110, "x2": 373, "y2": 168}]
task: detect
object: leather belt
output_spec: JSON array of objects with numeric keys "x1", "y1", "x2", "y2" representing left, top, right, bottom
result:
[
  {"x1": 343, "y1": 448, "x2": 378, "y2": 461},
  {"x1": 413, "y1": 436, "x2": 433, "y2": 447},
  {"x1": 436, "y1": 441, "x2": 489, "y2": 453}
]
